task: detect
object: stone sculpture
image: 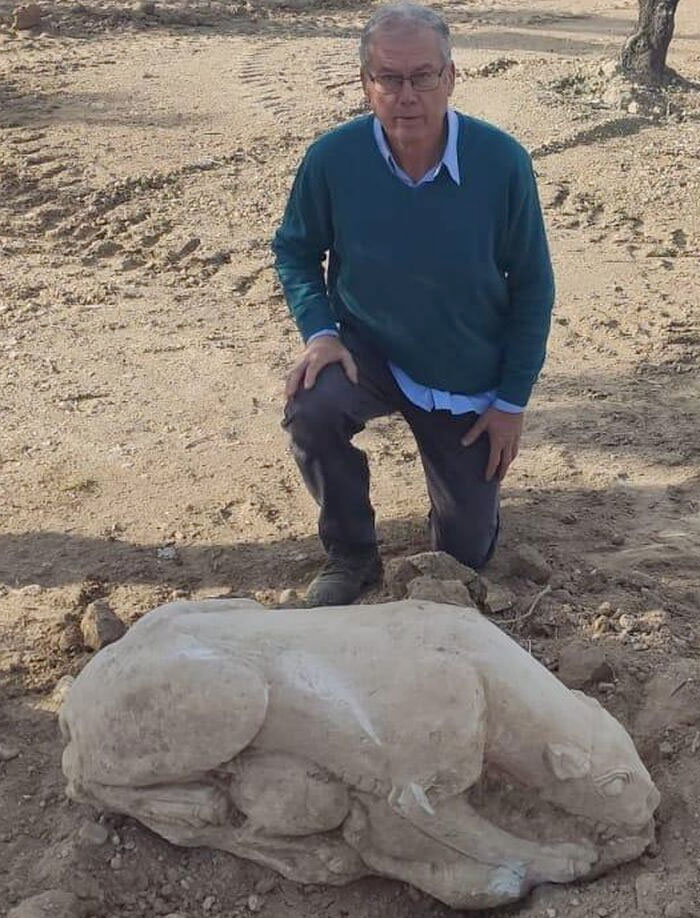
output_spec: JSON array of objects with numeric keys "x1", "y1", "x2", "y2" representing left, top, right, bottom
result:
[{"x1": 60, "y1": 599, "x2": 660, "y2": 910}]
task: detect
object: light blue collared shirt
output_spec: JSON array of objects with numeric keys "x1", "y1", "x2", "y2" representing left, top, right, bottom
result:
[{"x1": 310, "y1": 109, "x2": 523, "y2": 415}]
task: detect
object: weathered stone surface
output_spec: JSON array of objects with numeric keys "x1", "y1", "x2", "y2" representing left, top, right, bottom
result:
[
  {"x1": 510, "y1": 545, "x2": 552, "y2": 583},
  {"x1": 12, "y1": 3, "x2": 42, "y2": 29},
  {"x1": 77, "y1": 820, "x2": 109, "y2": 846},
  {"x1": 61, "y1": 598, "x2": 659, "y2": 911},
  {"x1": 80, "y1": 600, "x2": 126, "y2": 650},
  {"x1": 406, "y1": 576, "x2": 473, "y2": 607},
  {"x1": 7, "y1": 889, "x2": 85, "y2": 918},
  {"x1": 558, "y1": 642, "x2": 613, "y2": 689}
]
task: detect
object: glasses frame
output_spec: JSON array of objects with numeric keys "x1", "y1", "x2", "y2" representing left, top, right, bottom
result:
[{"x1": 366, "y1": 64, "x2": 447, "y2": 95}]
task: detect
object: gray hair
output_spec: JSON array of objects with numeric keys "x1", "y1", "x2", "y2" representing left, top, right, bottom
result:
[{"x1": 359, "y1": 3, "x2": 452, "y2": 70}]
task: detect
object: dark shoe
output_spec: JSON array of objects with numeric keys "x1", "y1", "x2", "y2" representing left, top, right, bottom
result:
[{"x1": 305, "y1": 550, "x2": 382, "y2": 607}]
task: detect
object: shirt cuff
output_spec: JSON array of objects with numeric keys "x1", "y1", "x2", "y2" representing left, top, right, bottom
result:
[
  {"x1": 492, "y1": 398, "x2": 525, "y2": 414},
  {"x1": 307, "y1": 328, "x2": 339, "y2": 343}
]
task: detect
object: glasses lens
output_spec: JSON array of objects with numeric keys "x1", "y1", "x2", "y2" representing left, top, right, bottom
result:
[
  {"x1": 412, "y1": 72, "x2": 440, "y2": 91},
  {"x1": 375, "y1": 75, "x2": 403, "y2": 94}
]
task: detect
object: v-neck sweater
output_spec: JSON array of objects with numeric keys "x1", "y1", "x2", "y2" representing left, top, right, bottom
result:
[{"x1": 272, "y1": 112, "x2": 554, "y2": 407}]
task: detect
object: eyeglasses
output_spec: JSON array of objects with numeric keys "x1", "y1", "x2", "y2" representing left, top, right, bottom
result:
[{"x1": 366, "y1": 66, "x2": 446, "y2": 95}]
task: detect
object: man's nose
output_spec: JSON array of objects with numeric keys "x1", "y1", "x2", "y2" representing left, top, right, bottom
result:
[{"x1": 397, "y1": 77, "x2": 419, "y2": 102}]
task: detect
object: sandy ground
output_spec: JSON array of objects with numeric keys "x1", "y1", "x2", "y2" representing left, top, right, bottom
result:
[{"x1": 1, "y1": 0, "x2": 699, "y2": 915}]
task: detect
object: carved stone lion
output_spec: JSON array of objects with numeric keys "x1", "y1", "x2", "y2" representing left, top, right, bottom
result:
[{"x1": 60, "y1": 599, "x2": 659, "y2": 909}]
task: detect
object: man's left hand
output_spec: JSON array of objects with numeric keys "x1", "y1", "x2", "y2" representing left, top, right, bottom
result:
[{"x1": 461, "y1": 408, "x2": 524, "y2": 482}]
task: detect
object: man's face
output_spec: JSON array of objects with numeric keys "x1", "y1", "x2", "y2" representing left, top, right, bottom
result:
[{"x1": 362, "y1": 24, "x2": 455, "y2": 149}]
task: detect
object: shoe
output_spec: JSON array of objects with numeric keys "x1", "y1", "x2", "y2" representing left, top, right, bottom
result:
[{"x1": 305, "y1": 550, "x2": 383, "y2": 607}]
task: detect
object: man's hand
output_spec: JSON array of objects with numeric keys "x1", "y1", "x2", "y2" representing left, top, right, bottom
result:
[
  {"x1": 461, "y1": 407, "x2": 524, "y2": 482},
  {"x1": 285, "y1": 335, "x2": 358, "y2": 399}
]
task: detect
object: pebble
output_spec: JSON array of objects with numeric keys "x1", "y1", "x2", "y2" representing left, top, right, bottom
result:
[
  {"x1": 247, "y1": 895, "x2": 263, "y2": 912},
  {"x1": 78, "y1": 820, "x2": 109, "y2": 846},
  {"x1": 81, "y1": 600, "x2": 126, "y2": 650},
  {"x1": 545, "y1": 909, "x2": 557, "y2": 918},
  {"x1": 157, "y1": 545, "x2": 179, "y2": 561},
  {"x1": 110, "y1": 854, "x2": 123, "y2": 870},
  {"x1": 202, "y1": 897, "x2": 215, "y2": 912},
  {"x1": 510, "y1": 544, "x2": 552, "y2": 583},
  {"x1": 558, "y1": 641, "x2": 613, "y2": 689},
  {"x1": 664, "y1": 903, "x2": 683, "y2": 918}
]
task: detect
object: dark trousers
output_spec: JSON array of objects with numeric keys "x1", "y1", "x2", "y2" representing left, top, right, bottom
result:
[{"x1": 282, "y1": 328, "x2": 500, "y2": 570}]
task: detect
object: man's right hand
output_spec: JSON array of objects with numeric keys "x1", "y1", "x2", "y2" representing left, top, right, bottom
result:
[{"x1": 285, "y1": 335, "x2": 358, "y2": 398}]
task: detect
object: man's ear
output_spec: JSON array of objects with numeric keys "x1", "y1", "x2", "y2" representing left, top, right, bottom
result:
[
  {"x1": 447, "y1": 60, "x2": 456, "y2": 95},
  {"x1": 544, "y1": 742, "x2": 591, "y2": 780}
]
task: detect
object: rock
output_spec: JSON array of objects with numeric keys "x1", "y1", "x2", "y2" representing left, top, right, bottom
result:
[
  {"x1": 77, "y1": 820, "x2": 109, "y2": 846},
  {"x1": 58, "y1": 622, "x2": 84, "y2": 652},
  {"x1": 80, "y1": 600, "x2": 126, "y2": 650},
  {"x1": 168, "y1": 237, "x2": 200, "y2": 263},
  {"x1": 7, "y1": 889, "x2": 86, "y2": 918},
  {"x1": 0, "y1": 742, "x2": 20, "y2": 761},
  {"x1": 406, "y1": 576, "x2": 473, "y2": 607},
  {"x1": 247, "y1": 895, "x2": 263, "y2": 913},
  {"x1": 482, "y1": 579, "x2": 516, "y2": 614},
  {"x1": 12, "y1": 3, "x2": 42, "y2": 29},
  {"x1": 558, "y1": 642, "x2": 613, "y2": 689},
  {"x1": 627, "y1": 100, "x2": 640, "y2": 114},
  {"x1": 510, "y1": 545, "x2": 551, "y2": 584},
  {"x1": 157, "y1": 545, "x2": 179, "y2": 562},
  {"x1": 202, "y1": 897, "x2": 215, "y2": 912},
  {"x1": 665, "y1": 902, "x2": 683, "y2": 918},
  {"x1": 384, "y1": 551, "x2": 484, "y2": 602}
]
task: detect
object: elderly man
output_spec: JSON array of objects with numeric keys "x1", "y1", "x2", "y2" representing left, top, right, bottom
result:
[{"x1": 273, "y1": 2, "x2": 554, "y2": 607}]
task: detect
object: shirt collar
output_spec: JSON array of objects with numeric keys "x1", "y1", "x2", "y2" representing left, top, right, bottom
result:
[{"x1": 373, "y1": 108, "x2": 460, "y2": 186}]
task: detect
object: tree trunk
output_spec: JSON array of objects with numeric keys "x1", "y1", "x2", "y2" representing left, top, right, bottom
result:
[{"x1": 620, "y1": 0, "x2": 681, "y2": 84}]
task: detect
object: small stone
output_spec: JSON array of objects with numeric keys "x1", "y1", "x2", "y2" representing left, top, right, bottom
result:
[
  {"x1": 202, "y1": 897, "x2": 215, "y2": 912},
  {"x1": 247, "y1": 895, "x2": 263, "y2": 912},
  {"x1": 110, "y1": 854, "x2": 123, "y2": 870},
  {"x1": 628, "y1": 100, "x2": 640, "y2": 114},
  {"x1": 407, "y1": 576, "x2": 473, "y2": 607},
  {"x1": 78, "y1": 820, "x2": 109, "y2": 846},
  {"x1": 597, "y1": 601, "x2": 614, "y2": 616},
  {"x1": 58, "y1": 622, "x2": 84, "y2": 652},
  {"x1": 558, "y1": 641, "x2": 613, "y2": 689},
  {"x1": 610, "y1": 533, "x2": 625, "y2": 546},
  {"x1": 545, "y1": 910, "x2": 557, "y2": 918},
  {"x1": 7, "y1": 889, "x2": 86, "y2": 918},
  {"x1": 482, "y1": 579, "x2": 516, "y2": 614},
  {"x1": 0, "y1": 742, "x2": 20, "y2": 762},
  {"x1": 510, "y1": 545, "x2": 551, "y2": 584},
  {"x1": 157, "y1": 545, "x2": 178, "y2": 561},
  {"x1": 12, "y1": 3, "x2": 42, "y2": 30},
  {"x1": 80, "y1": 600, "x2": 126, "y2": 650},
  {"x1": 597, "y1": 909, "x2": 609, "y2": 917},
  {"x1": 659, "y1": 741, "x2": 674, "y2": 757},
  {"x1": 598, "y1": 681, "x2": 616, "y2": 693},
  {"x1": 664, "y1": 902, "x2": 683, "y2": 918},
  {"x1": 385, "y1": 551, "x2": 482, "y2": 600},
  {"x1": 278, "y1": 588, "x2": 298, "y2": 605}
]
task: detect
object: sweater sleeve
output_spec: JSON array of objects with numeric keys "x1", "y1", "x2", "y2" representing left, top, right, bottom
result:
[
  {"x1": 272, "y1": 144, "x2": 337, "y2": 342},
  {"x1": 497, "y1": 153, "x2": 555, "y2": 408}
]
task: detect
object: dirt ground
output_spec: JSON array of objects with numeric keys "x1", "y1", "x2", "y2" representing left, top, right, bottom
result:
[{"x1": 1, "y1": 0, "x2": 699, "y2": 914}]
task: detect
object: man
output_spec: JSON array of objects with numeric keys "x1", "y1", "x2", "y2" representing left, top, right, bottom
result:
[{"x1": 273, "y1": 2, "x2": 554, "y2": 607}]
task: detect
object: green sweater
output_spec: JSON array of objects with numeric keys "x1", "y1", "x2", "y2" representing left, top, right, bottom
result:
[{"x1": 273, "y1": 113, "x2": 554, "y2": 407}]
